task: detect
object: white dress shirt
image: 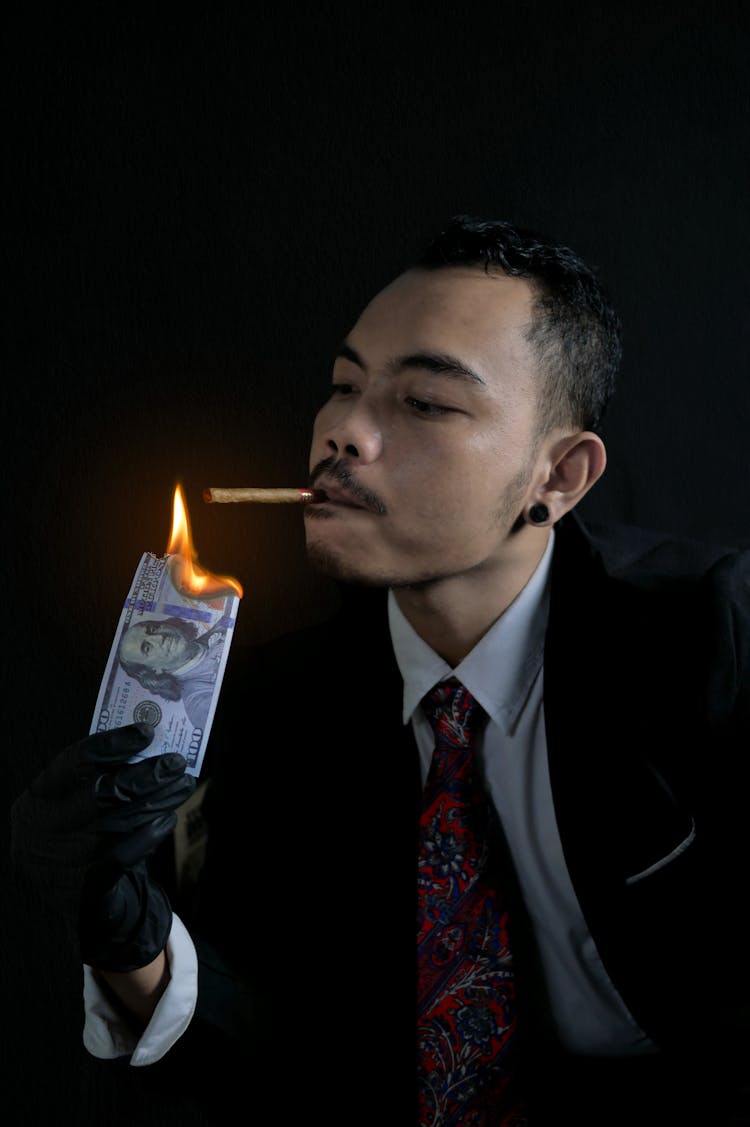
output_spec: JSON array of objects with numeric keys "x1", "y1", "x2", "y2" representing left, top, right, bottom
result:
[
  {"x1": 84, "y1": 528, "x2": 655, "y2": 1063},
  {"x1": 82, "y1": 913, "x2": 197, "y2": 1064},
  {"x1": 396, "y1": 529, "x2": 656, "y2": 1057}
]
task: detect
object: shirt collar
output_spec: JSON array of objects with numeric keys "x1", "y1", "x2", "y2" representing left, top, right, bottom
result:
[{"x1": 388, "y1": 530, "x2": 554, "y2": 735}]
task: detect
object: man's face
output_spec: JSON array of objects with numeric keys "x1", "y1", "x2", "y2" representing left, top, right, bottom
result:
[
  {"x1": 120, "y1": 621, "x2": 192, "y2": 673},
  {"x1": 305, "y1": 266, "x2": 544, "y2": 587}
]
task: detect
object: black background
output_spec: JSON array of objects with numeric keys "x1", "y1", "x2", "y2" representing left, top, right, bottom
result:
[{"x1": 3, "y1": 4, "x2": 750, "y2": 1123}]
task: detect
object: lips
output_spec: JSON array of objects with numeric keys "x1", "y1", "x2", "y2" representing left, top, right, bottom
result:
[
  {"x1": 310, "y1": 481, "x2": 367, "y2": 509},
  {"x1": 311, "y1": 482, "x2": 367, "y2": 509}
]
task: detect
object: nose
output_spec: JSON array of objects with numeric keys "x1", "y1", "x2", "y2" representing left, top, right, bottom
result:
[{"x1": 316, "y1": 400, "x2": 384, "y2": 464}]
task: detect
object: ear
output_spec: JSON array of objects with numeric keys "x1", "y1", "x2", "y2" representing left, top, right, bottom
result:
[{"x1": 532, "y1": 431, "x2": 607, "y2": 521}]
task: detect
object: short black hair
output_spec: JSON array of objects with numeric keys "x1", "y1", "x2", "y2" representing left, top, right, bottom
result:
[{"x1": 415, "y1": 214, "x2": 622, "y2": 436}]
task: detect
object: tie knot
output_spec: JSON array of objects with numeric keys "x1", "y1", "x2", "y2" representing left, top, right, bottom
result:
[{"x1": 421, "y1": 676, "x2": 486, "y2": 747}]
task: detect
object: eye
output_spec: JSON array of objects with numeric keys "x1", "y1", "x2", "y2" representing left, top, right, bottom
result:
[
  {"x1": 329, "y1": 383, "x2": 356, "y2": 399},
  {"x1": 405, "y1": 396, "x2": 453, "y2": 417}
]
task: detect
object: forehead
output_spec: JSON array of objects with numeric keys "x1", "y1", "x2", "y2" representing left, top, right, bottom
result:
[{"x1": 347, "y1": 267, "x2": 536, "y2": 373}]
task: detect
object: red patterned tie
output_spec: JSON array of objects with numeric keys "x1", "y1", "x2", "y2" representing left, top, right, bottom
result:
[{"x1": 417, "y1": 677, "x2": 526, "y2": 1126}]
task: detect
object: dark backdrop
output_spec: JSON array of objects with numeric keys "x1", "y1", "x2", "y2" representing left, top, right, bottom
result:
[{"x1": 4, "y1": 4, "x2": 749, "y2": 1124}]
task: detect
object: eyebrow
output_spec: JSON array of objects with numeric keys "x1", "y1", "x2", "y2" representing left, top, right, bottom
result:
[{"x1": 335, "y1": 341, "x2": 487, "y2": 387}]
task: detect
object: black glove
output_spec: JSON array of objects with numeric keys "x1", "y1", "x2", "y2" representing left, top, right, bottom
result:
[{"x1": 10, "y1": 723, "x2": 196, "y2": 972}]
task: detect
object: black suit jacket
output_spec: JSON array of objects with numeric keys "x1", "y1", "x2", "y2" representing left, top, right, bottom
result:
[{"x1": 155, "y1": 511, "x2": 750, "y2": 1123}]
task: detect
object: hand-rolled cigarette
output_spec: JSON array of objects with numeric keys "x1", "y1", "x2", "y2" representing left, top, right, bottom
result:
[{"x1": 203, "y1": 487, "x2": 323, "y2": 504}]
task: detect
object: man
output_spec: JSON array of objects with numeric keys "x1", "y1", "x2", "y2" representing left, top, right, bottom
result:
[{"x1": 11, "y1": 216, "x2": 750, "y2": 1125}]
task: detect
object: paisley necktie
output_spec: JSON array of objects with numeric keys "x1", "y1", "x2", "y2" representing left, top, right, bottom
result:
[{"x1": 417, "y1": 676, "x2": 526, "y2": 1126}]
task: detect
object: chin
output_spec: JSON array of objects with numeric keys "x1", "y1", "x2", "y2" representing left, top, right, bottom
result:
[
  {"x1": 305, "y1": 541, "x2": 393, "y2": 587},
  {"x1": 305, "y1": 541, "x2": 463, "y2": 591}
]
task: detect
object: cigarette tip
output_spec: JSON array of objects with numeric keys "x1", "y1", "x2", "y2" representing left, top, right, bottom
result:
[{"x1": 203, "y1": 488, "x2": 214, "y2": 503}]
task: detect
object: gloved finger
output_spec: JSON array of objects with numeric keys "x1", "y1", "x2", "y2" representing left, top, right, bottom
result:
[
  {"x1": 27, "y1": 723, "x2": 156, "y2": 804},
  {"x1": 96, "y1": 765, "x2": 196, "y2": 834},
  {"x1": 94, "y1": 811, "x2": 180, "y2": 870},
  {"x1": 9, "y1": 724, "x2": 158, "y2": 867},
  {"x1": 96, "y1": 752, "x2": 190, "y2": 805},
  {"x1": 78, "y1": 723, "x2": 156, "y2": 771},
  {"x1": 79, "y1": 859, "x2": 173, "y2": 971}
]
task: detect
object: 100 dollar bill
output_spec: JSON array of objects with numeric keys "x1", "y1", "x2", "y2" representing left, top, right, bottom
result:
[{"x1": 90, "y1": 553, "x2": 240, "y2": 776}]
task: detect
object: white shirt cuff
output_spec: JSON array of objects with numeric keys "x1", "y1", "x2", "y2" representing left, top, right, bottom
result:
[{"x1": 82, "y1": 913, "x2": 198, "y2": 1066}]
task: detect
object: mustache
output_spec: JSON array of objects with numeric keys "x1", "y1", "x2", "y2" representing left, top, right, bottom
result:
[{"x1": 310, "y1": 456, "x2": 387, "y2": 514}]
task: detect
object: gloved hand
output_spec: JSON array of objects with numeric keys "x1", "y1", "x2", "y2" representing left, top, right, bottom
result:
[{"x1": 10, "y1": 723, "x2": 196, "y2": 971}]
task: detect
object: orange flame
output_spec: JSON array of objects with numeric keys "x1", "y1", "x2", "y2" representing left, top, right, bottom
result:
[{"x1": 166, "y1": 484, "x2": 243, "y2": 599}]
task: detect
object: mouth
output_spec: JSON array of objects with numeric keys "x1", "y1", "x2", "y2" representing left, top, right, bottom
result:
[{"x1": 307, "y1": 481, "x2": 369, "y2": 510}]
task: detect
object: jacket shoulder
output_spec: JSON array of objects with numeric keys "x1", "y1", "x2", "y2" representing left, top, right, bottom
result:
[{"x1": 567, "y1": 510, "x2": 749, "y2": 584}]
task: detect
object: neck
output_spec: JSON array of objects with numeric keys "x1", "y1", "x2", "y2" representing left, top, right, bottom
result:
[{"x1": 393, "y1": 527, "x2": 550, "y2": 666}]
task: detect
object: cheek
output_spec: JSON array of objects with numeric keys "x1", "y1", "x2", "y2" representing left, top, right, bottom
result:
[
  {"x1": 391, "y1": 457, "x2": 489, "y2": 531},
  {"x1": 405, "y1": 445, "x2": 524, "y2": 530},
  {"x1": 399, "y1": 429, "x2": 507, "y2": 494}
]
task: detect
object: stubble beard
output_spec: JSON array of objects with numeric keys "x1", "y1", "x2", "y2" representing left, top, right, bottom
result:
[{"x1": 304, "y1": 464, "x2": 531, "y2": 591}]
